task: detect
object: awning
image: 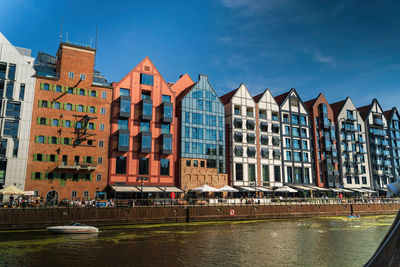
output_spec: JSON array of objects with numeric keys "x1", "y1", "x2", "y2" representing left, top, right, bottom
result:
[
  {"x1": 157, "y1": 186, "x2": 184, "y2": 193},
  {"x1": 111, "y1": 186, "x2": 140, "y2": 192},
  {"x1": 256, "y1": 186, "x2": 273, "y2": 192},
  {"x1": 238, "y1": 186, "x2": 256, "y2": 192},
  {"x1": 379, "y1": 188, "x2": 388, "y2": 191},
  {"x1": 305, "y1": 185, "x2": 329, "y2": 191},
  {"x1": 140, "y1": 186, "x2": 163, "y2": 193},
  {"x1": 290, "y1": 185, "x2": 314, "y2": 191},
  {"x1": 361, "y1": 189, "x2": 377, "y2": 193},
  {"x1": 348, "y1": 188, "x2": 365, "y2": 193},
  {"x1": 274, "y1": 186, "x2": 298, "y2": 193},
  {"x1": 331, "y1": 188, "x2": 353, "y2": 193}
]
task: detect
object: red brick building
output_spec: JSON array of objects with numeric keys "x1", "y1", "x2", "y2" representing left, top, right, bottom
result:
[
  {"x1": 25, "y1": 42, "x2": 113, "y2": 202},
  {"x1": 109, "y1": 57, "x2": 181, "y2": 196},
  {"x1": 305, "y1": 93, "x2": 339, "y2": 187}
]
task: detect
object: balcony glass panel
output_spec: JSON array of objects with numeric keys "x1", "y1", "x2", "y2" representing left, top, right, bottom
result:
[{"x1": 118, "y1": 131, "x2": 129, "y2": 152}]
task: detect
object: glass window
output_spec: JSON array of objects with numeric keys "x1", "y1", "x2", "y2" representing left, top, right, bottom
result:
[
  {"x1": 140, "y1": 74, "x2": 154, "y2": 86},
  {"x1": 161, "y1": 124, "x2": 170, "y2": 134},
  {"x1": 68, "y1": 72, "x2": 74, "y2": 79},
  {"x1": 7, "y1": 64, "x2": 16, "y2": 80},
  {"x1": 261, "y1": 148, "x2": 269, "y2": 158},
  {"x1": 246, "y1": 120, "x2": 255, "y2": 130},
  {"x1": 0, "y1": 62, "x2": 5, "y2": 79},
  {"x1": 192, "y1": 90, "x2": 203, "y2": 98},
  {"x1": 19, "y1": 84, "x2": 25, "y2": 100},
  {"x1": 52, "y1": 119, "x2": 59, "y2": 127},
  {"x1": 185, "y1": 142, "x2": 190, "y2": 153},
  {"x1": 206, "y1": 129, "x2": 217, "y2": 140},
  {"x1": 163, "y1": 104, "x2": 172, "y2": 119},
  {"x1": 66, "y1": 103, "x2": 72, "y2": 110},
  {"x1": 206, "y1": 144, "x2": 217, "y2": 155},
  {"x1": 116, "y1": 156, "x2": 127, "y2": 174},
  {"x1": 121, "y1": 99, "x2": 131, "y2": 114},
  {"x1": 88, "y1": 123, "x2": 94, "y2": 130},
  {"x1": 246, "y1": 107, "x2": 254, "y2": 117},
  {"x1": 234, "y1": 105, "x2": 241, "y2": 115},
  {"x1": 102, "y1": 91, "x2": 107, "y2": 98},
  {"x1": 64, "y1": 120, "x2": 71, "y2": 128},
  {"x1": 260, "y1": 135, "x2": 268, "y2": 145},
  {"x1": 140, "y1": 121, "x2": 150, "y2": 132},
  {"x1": 75, "y1": 121, "x2": 82, "y2": 129},
  {"x1": 192, "y1": 128, "x2": 204, "y2": 139},
  {"x1": 291, "y1": 114, "x2": 299, "y2": 124},
  {"x1": 259, "y1": 110, "x2": 267, "y2": 119},
  {"x1": 139, "y1": 158, "x2": 149, "y2": 174},
  {"x1": 67, "y1": 88, "x2": 73, "y2": 94},
  {"x1": 163, "y1": 136, "x2": 172, "y2": 151},
  {"x1": 38, "y1": 136, "x2": 45, "y2": 143},
  {"x1": 235, "y1": 163, "x2": 243, "y2": 181},
  {"x1": 160, "y1": 159, "x2": 170, "y2": 176},
  {"x1": 162, "y1": 95, "x2": 171, "y2": 103},
  {"x1": 3, "y1": 120, "x2": 18, "y2": 137},
  {"x1": 234, "y1": 146, "x2": 243, "y2": 156},
  {"x1": 101, "y1": 108, "x2": 106, "y2": 114},
  {"x1": 205, "y1": 101, "x2": 212, "y2": 112},
  {"x1": 6, "y1": 102, "x2": 20, "y2": 118},
  {"x1": 247, "y1": 133, "x2": 256, "y2": 144},
  {"x1": 287, "y1": 167, "x2": 293, "y2": 183},
  {"x1": 286, "y1": 151, "x2": 292, "y2": 161},
  {"x1": 142, "y1": 135, "x2": 152, "y2": 149},
  {"x1": 77, "y1": 105, "x2": 84, "y2": 112},
  {"x1": 248, "y1": 164, "x2": 256, "y2": 181},
  {"x1": 300, "y1": 116, "x2": 307, "y2": 126},
  {"x1": 292, "y1": 127, "x2": 299, "y2": 137},
  {"x1": 233, "y1": 118, "x2": 242, "y2": 128},
  {"x1": 143, "y1": 101, "x2": 152, "y2": 116},
  {"x1": 120, "y1": 88, "x2": 130, "y2": 96},
  {"x1": 272, "y1": 112, "x2": 279, "y2": 121},
  {"x1": 89, "y1": 106, "x2": 95, "y2": 113},
  {"x1": 79, "y1": 89, "x2": 85, "y2": 95},
  {"x1": 90, "y1": 90, "x2": 96, "y2": 97},
  {"x1": 192, "y1": 113, "x2": 203, "y2": 124},
  {"x1": 6, "y1": 82, "x2": 13, "y2": 98},
  {"x1": 54, "y1": 102, "x2": 60, "y2": 109},
  {"x1": 294, "y1": 167, "x2": 302, "y2": 183},
  {"x1": 196, "y1": 99, "x2": 203, "y2": 110},
  {"x1": 274, "y1": 166, "x2": 281, "y2": 182},
  {"x1": 247, "y1": 147, "x2": 256, "y2": 158}
]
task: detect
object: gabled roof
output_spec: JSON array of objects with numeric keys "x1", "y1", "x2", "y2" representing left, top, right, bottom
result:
[
  {"x1": 220, "y1": 88, "x2": 239, "y2": 105},
  {"x1": 274, "y1": 91, "x2": 290, "y2": 105},
  {"x1": 330, "y1": 98, "x2": 348, "y2": 118},
  {"x1": 357, "y1": 104, "x2": 371, "y2": 121},
  {"x1": 383, "y1": 109, "x2": 393, "y2": 121},
  {"x1": 303, "y1": 97, "x2": 318, "y2": 111},
  {"x1": 253, "y1": 92, "x2": 264, "y2": 103}
]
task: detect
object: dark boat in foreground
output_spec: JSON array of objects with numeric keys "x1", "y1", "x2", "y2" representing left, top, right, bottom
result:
[{"x1": 364, "y1": 209, "x2": 400, "y2": 266}]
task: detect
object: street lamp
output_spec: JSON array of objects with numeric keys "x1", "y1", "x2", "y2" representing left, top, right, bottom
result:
[{"x1": 136, "y1": 176, "x2": 149, "y2": 201}]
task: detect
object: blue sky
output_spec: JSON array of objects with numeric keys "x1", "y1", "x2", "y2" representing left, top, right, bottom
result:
[{"x1": 2, "y1": 0, "x2": 400, "y2": 110}]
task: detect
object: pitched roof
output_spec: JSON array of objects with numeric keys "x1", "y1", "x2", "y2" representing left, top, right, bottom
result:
[
  {"x1": 303, "y1": 97, "x2": 318, "y2": 111},
  {"x1": 273, "y1": 91, "x2": 290, "y2": 105},
  {"x1": 357, "y1": 104, "x2": 371, "y2": 121},
  {"x1": 220, "y1": 88, "x2": 238, "y2": 105},
  {"x1": 383, "y1": 109, "x2": 393, "y2": 120},
  {"x1": 176, "y1": 83, "x2": 196, "y2": 103},
  {"x1": 330, "y1": 99, "x2": 348, "y2": 118},
  {"x1": 253, "y1": 92, "x2": 263, "y2": 103}
]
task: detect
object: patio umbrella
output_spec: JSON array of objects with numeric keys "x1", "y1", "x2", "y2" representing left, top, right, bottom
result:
[
  {"x1": 274, "y1": 186, "x2": 298, "y2": 193},
  {"x1": 218, "y1": 185, "x2": 239, "y2": 192},
  {"x1": 0, "y1": 185, "x2": 25, "y2": 195},
  {"x1": 191, "y1": 185, "x2": 219, "y2": 192}
]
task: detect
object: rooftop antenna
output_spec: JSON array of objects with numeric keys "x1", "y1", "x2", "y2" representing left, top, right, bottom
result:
[{"x1": 59, "y1": 17, "x2": 63, "y2": 44}]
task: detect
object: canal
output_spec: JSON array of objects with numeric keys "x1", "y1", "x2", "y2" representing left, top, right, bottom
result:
[{"x1": 0, "y1": 215, "x2": 394, "y2": 267}]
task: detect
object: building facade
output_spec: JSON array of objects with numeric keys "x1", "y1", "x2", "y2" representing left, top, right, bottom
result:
[
  {"x1": 305, "y1": 93, "x2": 340, "y2": 188},
  {"x1": 25, "y1": 42, "x2": 112, "y2": 202},
  {"x1": 331, "y1": 97, "x2": 371, "y2": 189},
  {"x1": 358, "y1": 99, "x2": 392, "y2": 189},
  {"x1": 275, "y1": 89, "x2": 313, "y2": 185},
  {"x1": 109, "y1": 57, "x2": 180, "y2": 194},
  {"x1": 384, "y1": 107, "x2": 400, "y2": 183},
  {"x1": 0, "y1": 33, "x2": 36, "y2": 191},
  {"x1": 176, "y1": 74, "x2": 227, "y2": 190}
]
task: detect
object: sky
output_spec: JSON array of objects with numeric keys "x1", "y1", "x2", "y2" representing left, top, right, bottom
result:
[{"x1": 2, "y1": 0, "x2": 400, "y2": 110}]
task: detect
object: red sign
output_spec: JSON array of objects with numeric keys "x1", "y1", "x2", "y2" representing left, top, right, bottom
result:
[
  {"x1": 230, "y1": 209, "x2": 235, "y2": 216},
  {"x1": 170, "y1": 192, "x2": 176, "y2": 199}
]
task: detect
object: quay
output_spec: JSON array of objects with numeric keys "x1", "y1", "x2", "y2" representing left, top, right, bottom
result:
[{"x1": 1, "y1": 201, "x2": 399, "y2": 230}]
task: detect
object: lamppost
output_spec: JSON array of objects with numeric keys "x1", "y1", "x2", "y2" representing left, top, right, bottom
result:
[{"x1": 136, "y1": 176, "x2": 149, "y2": 201}]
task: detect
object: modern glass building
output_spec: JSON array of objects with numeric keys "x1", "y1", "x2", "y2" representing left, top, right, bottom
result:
[
  {"x1": 385, "y1": 107, "x2": 400, "y2": 184},
  {"x1": 176, "y1": 74, "x2": 227, "y2": 190}
]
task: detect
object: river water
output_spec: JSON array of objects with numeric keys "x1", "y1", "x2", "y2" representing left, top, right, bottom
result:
[{"x1": 0, "y1": 215, "x2": 394, "y2": 267}]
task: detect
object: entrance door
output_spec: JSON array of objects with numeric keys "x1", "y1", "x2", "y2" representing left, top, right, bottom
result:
[{"x1": 46, "y1": 190, "x2": 58, "y2": 204}]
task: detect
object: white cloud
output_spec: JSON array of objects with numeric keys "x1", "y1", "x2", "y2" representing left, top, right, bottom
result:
[{"x1": 313, "y1": 52, "x2": 336, "y2": 65}]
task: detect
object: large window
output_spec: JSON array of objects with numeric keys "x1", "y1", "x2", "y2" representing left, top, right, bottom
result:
[
  {"x1": 162, "y1": 95, "x2": 171, "y2": 103},
  {"x1": 262, "y1": 165, "x2": 269, "y2": 182},
  {"x1": 3, "y1": 120, "x2": 18, "y2": 137},
  {"x1": 192, "y1": 113, "x2": 203, "y2": 124},
  {"x1": 192, "y1": 127, "x2": 203, "y2": 139},
  {"x1": 6, "y1": 82, "x2": 13, "y2": 99},
  {"x1": 19, "y1": 84, "x2": 25, "y2": 100},
  {"x1": 140, "y1": 74, "x2": 154, "y2": 86},
  {"x1": 120, "y1": 88, "x2": 130, "y2": 96},
  {"x1": 6, "y1": 102, "x2": 20, "y2": 118},
  {"x1": 139, "y1": 158, "x2": 149, "y2": 175},
  {"x1": 0, "y1": 140, "x2": 7, "y2": 157},
  {"x1": 140, "y1": 121, "x2": 150, "y2": 132},
  {"x1": 118, "y1": 119, "x2": 129, "y2": 130},
  {"x1": 247, "y1": 147, "x2": 256, "y2": 158},
  {"x1": 274, "y1": 166, "x2": 281, "y2": 182},
  {"x1": 116, "y1": 156, "x2": 127, "y2": 174},
  {"x1": 160, "y1": 159, "x2": 170, "y2": 176},
  {"x1": 120, "y1": 98, "x2": 131, "y2": 114},
  {"x1": 235, "y1": 163, "x2": 243, "y2": 181},
  {"x1": 294, "y1": 167, "x2": 302, "y2": 184},
  {"x1": 7, "y1": 64, "x2": 15, "y2": 80},
  {"x1": 248, "y1": 164, "x2": 256, "y2": 182},
  {"x1": 161, "y1": 124, "x2": 170, "y2": 134},
  {"x1": 287, "y1": 166, "x2": 292, "y2": 183}
]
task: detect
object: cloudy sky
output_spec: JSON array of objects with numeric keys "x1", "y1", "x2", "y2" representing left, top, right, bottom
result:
[{"x1": 2, "y1": 0, "x2": 400, "y2": 109}]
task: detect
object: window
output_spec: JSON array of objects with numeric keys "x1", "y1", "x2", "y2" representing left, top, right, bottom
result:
[
  {"x1": 90, "y1": 90, "x2": 96, "y2": 97},
  {"x1": 6, "y1": 102, "x2": 21, "y2": 118},
  {"x1": 68, "y1": 72, "x2": 74, "y2": 79},
  {"x1": 83, "y1": 191, "x2": 89, "y2": 199},
  {"x1": 206, "y1": 144, "x2": 217, "y2": 155},
  {"x1": 290, "y1": 95, "x2": 298, "y2": 107},
  {"x1": 234, "y1": 105, "x2": 241, "y2": 115},
  {"x1": 303, "y1": 153, "x2": 309, "y2": 162},
  {"x1": 205, "y1": 101, "x2": 212, "y2": 112},
  {"x1": 141, "y1": 133, "x2": 151, "y2": 151},
  {"x1": 77, "y1": 105, "x2": 84, "y2": 112},
  {"x1": 192, "y1": 90, "x2": 203, "y2": 98},
  {"x1": 283, "y1": 114, "x2": 289, "y2": 123},
  {"x1": 53, "y1": 102, "x2": 60, "y2": 109},
  {"x1": 66, "y1": 103, "x2": 72, "y2": 110},
  {"x1": 0, "y1": 62, "x2": 5, "y2": 79},
  {"x1": 234, "y1": 146, "x2": 243, "y2": 156},
  {"x1": 286, "y1": 151, "x2": 292, "y2": 161},
  {"x1": 262, "y1": 165, "x2": 269, "y2": 182},
  {"x1": 294, "y1": 152, "x2": 301, "y2": 161},
  {"x1": 37, "y1": 136, "x2": 45, "y2": 143},
  {"x1": 162, "y1": 95, "x2": 171, "y2": 103},
  {"x1": 291, "y1": 114, "x2": 299, "y2": 124},
  {"x1": 362, "y1": 176, "x2": 367, "y2": 184},
  {"x1": 41, "y1": 100, "x2": 48, "y2": 108},
  {"x1": 79, "y1": 74, "x2": 85, "y2": 81},
  {"x1": 206, "y1": 115, "x2": 217, "y2": 126},
  {"x1": 50, "y1": 136, "x2": 58, "y2": 144},
  {"x1": 247, "y1": 133, "x2": 255, "y2": 144},
  {"x1": 64, "y1": 120, "x2": 71, "y2": 128},
  {"x1": 43, "y1": 83, "x2": 50, "y2": 91},
  {"x1": 102, "y1": 91, "x2": 107, "y2": 98},
  {"x1": 67, "y1": 88, "x2": 73, "y2": 94},
  {"x1": 192, "y1": 113, "x2": 203, "y2": 124},
  {"x1": 260, "y1": 122, "x2": 268, "y2": 132},
  {"x1": 35, "y1": 154, "x2": 43, "y2": 162},
  {"x1": 4, "y1": 121, "x2": 18, "y2": 137},
  {"x1": 52, "y1": 119, "x2": 59, "y2": 127},
  {"x1": 139, "y1": 158, "x2": 149, "y2": 175},
  {"x1": 19, "y1": 84, "x2": 25, "y2": 100},
  {"x1": 118, "y1": 119, "x2": 128, "y2": 130},
  {"x1": 140, "y1": 74, "x2": 154, "y2": 86},
  {"x1": 75, "y1": 121, "x2": 82, "y2": 129},
  {"x1": 160, "y1": 159, "x2": 170, "y2": 176},
  {"x1": 12, "y1": 140, "x2": 18, "y2": 158},
  {"x1": 294, "y1": 167, "x2": 302, "y2": 183},
  {"x1": 235, "y1": 163, "x2": 243, "y2": 181},
  {"x1": 201, "y1": 161, "x2": 205, "y2": 167},
  {"x1": 246, "y1": 107, "x2": 254, "y2": 117},
  {"x1": 247, "y1": 147, "x2": 256, "y2": 158},
  {"x1": 89, "y1": 106, "x2": 95, "y2": 113},
  {"x1": 63, "y1": 138, "x2": 70, "y2": 145},
  {"x1": 192, "y1": 128, "x2": 203, "y2": 139},
  {"x1": 161, "y1": 124, "x2": 170, "y2": 134},
  {"x1": 6, "y1": 82, "x2": 13, "y2": 98},
  {"x1": 71, "y1": 191, "x2": 77, "y2": 198},
  {"x1": 287, "y1": 166, "x2": 293, "y2": 183},
  {"x1": 248, "y1": 164, "x2": 256, "y2": 181},
  {"x1": 101, "y1": 107, "x2": 106, "y2": 114},
  {"x1": 96, "y1": 174, "x2": 102, "y2": 181},
  {"x1": 186, "y1": 160, "x2": 191, "y2": 167},
  {"x1": 7, "y1": 64, "x2": 16, "y2": 80},
  {"x1": 246, "y1": 120, "x2": 255, "y2": 130},
  {"x1": 196, "y1": 99, "x2": 203, "y2": 110},
  {"x1": 274, "y1": 166, "x2": 281, "y2": 182},
  {"x1": 79, "y1": 89, "x2": 85, "y2": 96},
  {"x1": 116, "y1": 156, "x2": 126, "y2": 174},
  {"x1": 300, "y1": 116, "x2": 307, "y2": 126},
  {"x1": 261, "y1": 148, "x2": 269, "y2": 158},
  {"x1": 346, "y1": 176, "x2": 352, "y2": 184},
  {"x1": 272, "y1": 112, "x2": 278, "y2": 121},
  {"x1": 55, "y1": 85, "x2": 62, "y2": 92},
  {"x1": 233, "y1": 118, "x2": 242, "y2": 128},
  {"x1": 88, "y1": 123, "x2": 94, "y2": 130},
  {"x1": 234, "y1": 132, "x2": 243, "y2": 142},
  {"x1": 49, "y1": 154, "x2": 56, "y2": 162},
  {"x1": 100, "y1": 124, "x2": 105, "y2": 131},
  {"x1": 98, "y1": 157, "x2": 103, "y2": 164},
  {"x1": 193, "y1": 160, "x2": 198, "y2": 167},
  {"x1": 302, "y1": 140, "x2": 308, "y2": 149},
  {"x1": 120, "y1": 88, "x2": 130, "y2": 96},
  {"x1": 259, "y1": 110, "x2": 267, "y2": 119}
]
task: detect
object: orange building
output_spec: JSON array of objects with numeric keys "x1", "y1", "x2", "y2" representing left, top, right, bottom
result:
[
  {"x1": 109, "y1": 57, "x2": 182, "y2": 196},
  {"x1": 25, "y1": 42, "x2": 113, "y2": 202}
]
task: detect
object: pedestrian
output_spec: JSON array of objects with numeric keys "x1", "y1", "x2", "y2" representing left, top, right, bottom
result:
[{"x1": 339, "y1": 192, "x2": 343, "y2": 203}]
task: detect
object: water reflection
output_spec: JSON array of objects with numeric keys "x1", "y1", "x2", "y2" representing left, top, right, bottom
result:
[{"x1": 0, "y1": 215, "x2": 395, "y2": 267}]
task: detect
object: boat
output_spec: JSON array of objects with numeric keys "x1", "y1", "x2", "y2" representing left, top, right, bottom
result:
[
  {"x1": 364, "y1": 209, "x2": 400, "y2": 266},
  {"x1": 47, "y1": 223, "x2": 99, "y2": 234}
]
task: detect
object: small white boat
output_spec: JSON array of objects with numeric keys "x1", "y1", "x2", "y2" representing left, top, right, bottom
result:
[{"x1": 47, "y1": 223, "x2": 98, "y2": 234}]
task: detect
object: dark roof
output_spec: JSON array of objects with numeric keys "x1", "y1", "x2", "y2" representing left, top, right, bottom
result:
[
  {"x1": 330, "y1": 98, "x2": 347, "y2": 118},
  {"x1": 274, "y1": 91, "x2": 290, "y2": 105},
  {"x1": 357, "y1": 104, "x2": 371, "y2": 121},
  {"x1": 383, "y1": 109, "x2": 393, "y2": 120},
  {"x1": 303, "y1": 97, "x2": 318, "y2": 111},
  {"x1": 220, "y1": 88, "x2": 238, "y2": 105},
  {"x1": 253, "y1": 92, "x2": 263, "y2": 102}
]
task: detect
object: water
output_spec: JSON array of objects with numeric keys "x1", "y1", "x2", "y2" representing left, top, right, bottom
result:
[{"x1": 0, "y1": 215, "x2": 395, "y2": 267}]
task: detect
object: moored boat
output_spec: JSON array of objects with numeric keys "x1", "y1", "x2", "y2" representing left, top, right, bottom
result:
[{"x1": 47, "y1": 223, "x2": 98, "y2": 234}]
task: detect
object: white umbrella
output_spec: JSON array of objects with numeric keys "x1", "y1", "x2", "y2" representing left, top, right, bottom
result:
[
  {"x1": 0, "y1": 185, "x2": 25, "y2": 195},
  {"x1": 191, "y1": 185, "x2": 219, "y2": 192},
  {"x1": 218, "y1": 185, "x2": 239, "y2": 192},
  {"x1": 274, "y1": 186, "x2": 298, "y2": 193}
]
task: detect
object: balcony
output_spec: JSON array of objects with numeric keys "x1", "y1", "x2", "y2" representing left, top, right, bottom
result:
[
  {"x1": 57, "y1": 163, "x2": 97, "y2": 171},
  {"x1": 141, "y1": 132, "x2": 152, "y2": 153},
  {"x1": 161, "y1": 134, "x2": 172, "y2": 154},
  {"x1": 373, "y1": 118, "x2": 384, "y2": 126},
  {"x1": 119, "y1": 96, "x2": 131, "y2": 118},
  {"x1": 373, "y1": 170, "x2": 383, "y2": 175},
  {"x1": 347, "y1": 115, "x2": 356, "y2": 122},
  {"x1": 370, "y1": 128, "x2": 386, "y2": 137},
  {"x1": 118, "y1": 129, "x2": 130, "y2": 152},
  {"x1": 342, "y1": 124, "x2": 356, "y2": 132},
  {"x1": 161, "y1": 102, "x2": 173, "y2": 123},
  {"x1": 141, "y1": 99, "x2": 153, "y2": 121}
]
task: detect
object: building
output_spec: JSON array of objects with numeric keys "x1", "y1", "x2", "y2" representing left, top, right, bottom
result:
[
  {"x1": 384, "y1": 107, "x2": 400, "y2": 184},
  {"x1": 253, "y1": 89, "x2": 283, "y2": 187},
  {"x1": 175, "y1": 74, "x2": 227, "y2": 191},
  {"x1": 109, "y1": 57, "x2": 182, "y2": 196},
  {"x1": 304, "y1": 93, "x2": 340, "y2": 188},
  {"x1": 0, "y1": 33, "x2": 36, "y2": 192},
  {"x1": 25, "y1": 41, "x2": 112, "y2": 202},
  {"x1": 358, "y1": 99, "x2": 392, "y2": 189},
  {"x1": 331, "y1": 97, "x2": 371, "y2": 189},
  {"x1": 274, "y1": 89, "x2": 313, "y2": 186}
]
